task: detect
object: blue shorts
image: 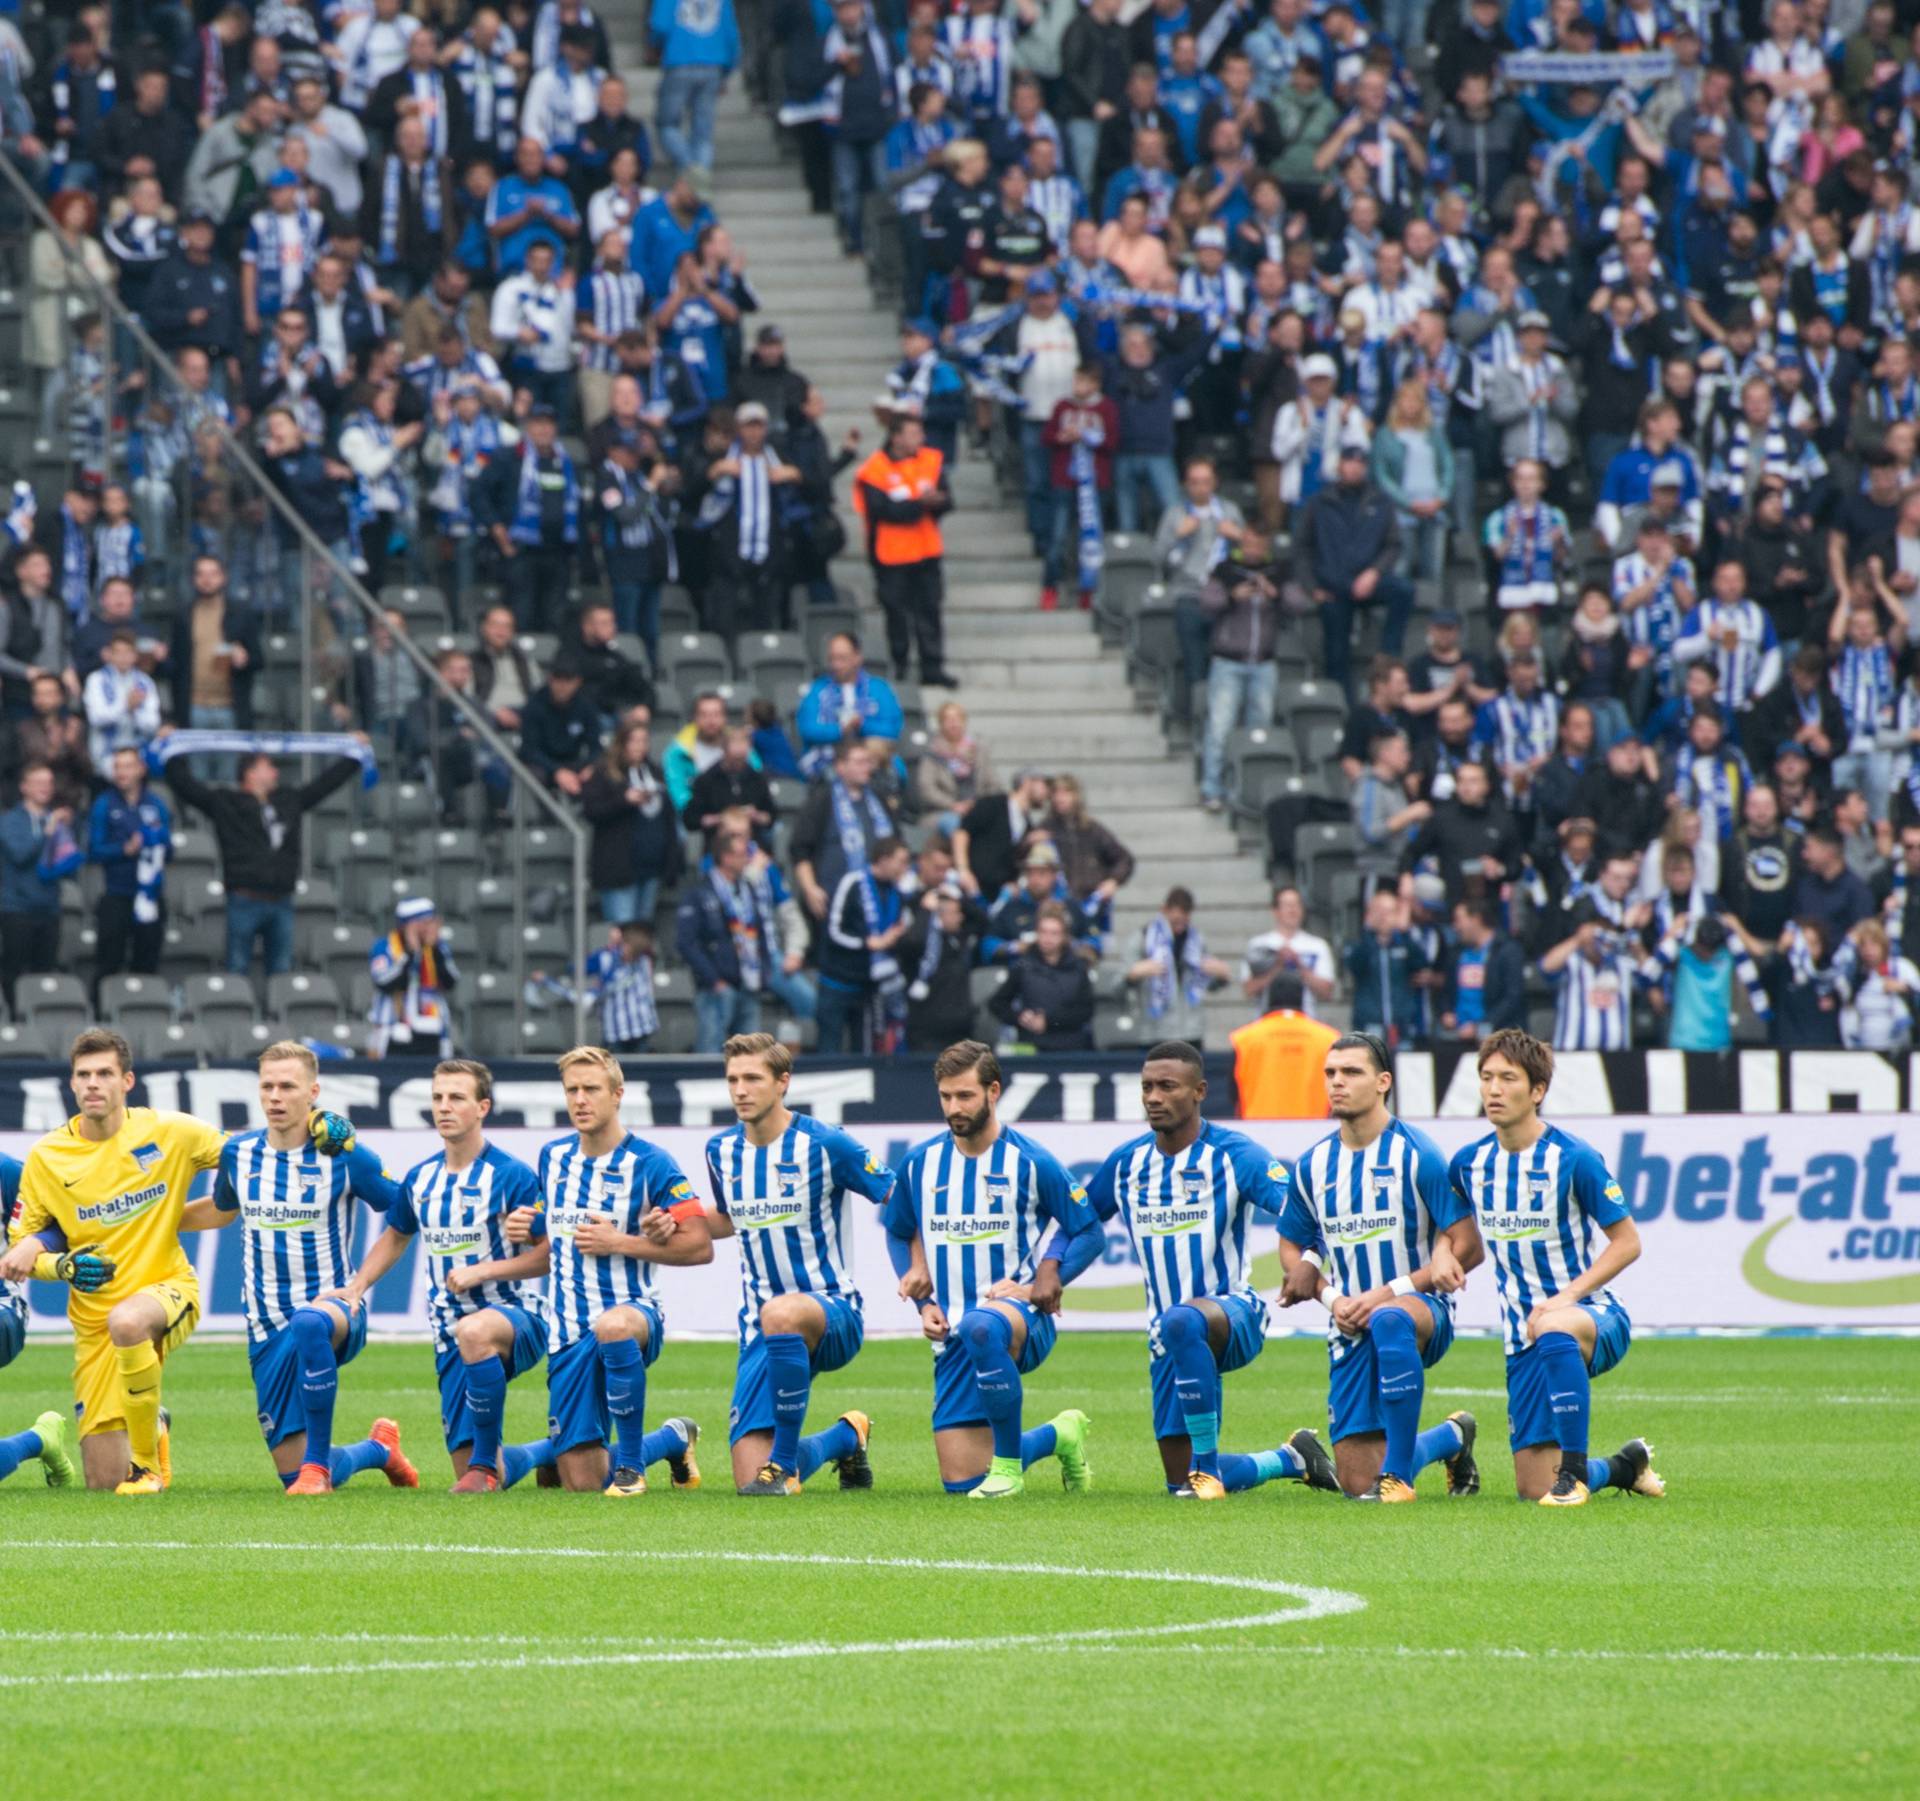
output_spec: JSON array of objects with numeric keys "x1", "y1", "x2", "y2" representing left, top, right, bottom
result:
[
  {"x1": 1504, "y1": 1297, "x2": 1633, "y2": 1451},
  {"x1": 435, "y1": 1303, "x2": 548, "y2": 1451},
  {"x1": 0, "y1": 1306, "x2": 24, "y2": 1370},
  {"x1": 1325, "y1": 1295, "x2": 1454, "y2": 1445},
  {"x1": 930, "y1": 1300, "x2": 1055, "y2": 1432},
  {"x1": 1147, "y1": 1293, "x2": 1268, "y2": 1441},
  {"x1": 546, "y1": 1306, "x2": 664, "y2": 1455},
  {"x1": 728, "y1": 1294, "x2": 865, "y2": 1444},
  {"x1": 249, "y1": 1301, "x2": 369, "y2": 1449}
]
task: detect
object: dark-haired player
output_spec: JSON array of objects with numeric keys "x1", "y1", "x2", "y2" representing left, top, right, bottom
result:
[
  {"x1": 1087, "y1": 1041, "x2": 1337, "y2": 1499},
  {"x1": 1278, "y1": 1032, "x2": 1485, "y2": 1502},
  {"x1": 1448, "y1": 1028, "x2": 1666, "y2": 1506}
]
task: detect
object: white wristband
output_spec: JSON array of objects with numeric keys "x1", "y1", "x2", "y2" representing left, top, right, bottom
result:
[
  {"x1": 1389, "y1": 1275, "x2": 1417, "y2": 1298},
  {"x1": 1300, "y1": 1249, "x2": 1323, "y2": 1270}
]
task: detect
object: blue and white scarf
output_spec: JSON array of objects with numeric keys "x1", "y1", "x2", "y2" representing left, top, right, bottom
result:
[
  {"x1": 452, "y1": 30, "x2": 520, "y2": 156},
  {"x1": 144, "y1": 730, "x2": 381, "y2": 788},
  {"x1": 531, "y1": 1, "x2": 594, "y2": 71},
  {"x1": 510, "y1": 442, "x2": 580, "y2": 546},
  {"x1": 1613, "y1": 550, "x2": 1690, "y2": 672},
  {"x1": 48, "y1": 59, "x2": 114, "y2": 168},
  {"x1": 830, "y1": 775, "x2": 897, "y2": 997},
  {"x1": 1140, "y1": 912, "x2": 1208, "y2": 1021},
  {"x1": 1177, "y1": 264, "x2": 1246, "y2": 355},
  {"x1": 430, "y1": 410, "x2": 502, "y2": 533},
  {"x1": 711, "y1": 866, "x2": 765, "y2": 992},
  {"x1": 379, "y1": 153, "x2": 444, "y2": 269},
  {"x1": 1673, "y1": 743, "x2": 1745, "y2": 840},
  {"x1": 1489, "y1": 501, "x2": 1563, "y2": 610},
  {"x1": 58, "y1": 509, "x2": 90, "y2": 624},
  {"x1": 1835, "y1": 643, "x2": 1895, "y2": 749},
  {"x1": 1066, "y1": 406, "x2": 1105, "y2": 596}
]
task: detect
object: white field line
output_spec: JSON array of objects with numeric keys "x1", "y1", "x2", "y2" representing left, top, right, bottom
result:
[
  {"x1": 1061, "y1": 1642, "x2": 1920, "y2": 1668},
  {"x1": 0, "y1": 1545, "x2": 1366, "y2": 1690},
  {"x1": 1429, "y1": 1386, "x2": 1918, "y2": 1405}
]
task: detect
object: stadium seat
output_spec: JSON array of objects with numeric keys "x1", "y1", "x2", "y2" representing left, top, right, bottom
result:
[
  {"x1": 99, "y1": 974, "x2": 172, "y2": 1035},
  {"x1": 1297, "y1": 822, "x2": 1360, "y2": 911},
  {"x1": 739, "y1": 630, "x2": 810, "y2": 699},
  {"x1": 1094, "y1": 568, "x2": 1158, "y2": 648},
  {"x1": 1224, "y1": 727, "x2": 1299, "y2": 815},
  {"x1": 492, "y1": 921, "x2": 573, "y2": 966},
  {"x1": 661, "y1": 631, "x2": 731, "y2": 698},
  {"x1": 802, "y1": 605, "x2": 863, "y2": 666},
  {"x1": 181, "y1": 973, "x2": 256, "y2": 1032},
  {"x1": 1275, "y1": 678, "x2": 1347, "y2": 752},
  {"x1": 1301, "y1": 720, "x2": 1347, "y2": 779},
  {"x1": 1125, "y1": 594, "x2": 1179, "y2": 696},
  {"x1": 969, "y1": 966, "x2": 1007, "y2": 1012},
  {"x1": 15, "y1": 973, "x2": 89, "y2": 1047},
  {"x1": 267, "y1": 972, "x2": 343, "y2": 1021},
  {"x1": 403, "y1": 828, "x2": 483, "y2": 892},
  {"x1": 379, "y1": 781, "x2": 439, "y2": 834},
  {"x1": 1093, "y1": 1000, "x2": 1148, "y2": 1050},
  {"x1": 381, "y1": 584, "x2": 451, "y2": 634},
  {"x1": 125, "y1": 1018, "x2": 194, "y2": 1063}
]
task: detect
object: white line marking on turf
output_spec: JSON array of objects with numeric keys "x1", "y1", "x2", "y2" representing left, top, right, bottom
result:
[
  {"x1": 1430, "y1": 1386, "x2": 1919, "y2": 1406},
  {"x1": 1061, "y1": 1643, "x2": 1920, "y2": 1668},
  {"x1": 0, "y1": 1547, "x2": 1366, "y2": 1689}
]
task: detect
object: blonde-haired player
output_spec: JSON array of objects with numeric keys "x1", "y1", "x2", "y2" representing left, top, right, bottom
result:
[{"x1": 0, "y1": 1029, "x2": 224, "y2": 1493}]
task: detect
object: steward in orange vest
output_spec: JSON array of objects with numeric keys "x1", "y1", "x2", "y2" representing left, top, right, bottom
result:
[{"x1": 852, "y1": 407, "x2": 957, "y2": 687}]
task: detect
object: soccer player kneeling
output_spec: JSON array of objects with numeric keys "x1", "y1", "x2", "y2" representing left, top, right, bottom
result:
[
  {"x1": 1, "y1": 1029, "x2": 225, "y2": 1492},
  {"x1": 1087, "y1": 1041, "x2": 1337, "y2": 1500},
  {"x1": 1448, "y1": 1029, "x2": 1666, "y2": 1506},
  {"x1": 1277, "y1": 1034, "x2": 1485, "y2": 1503},
  {"x1": 192, "y1": 1042, "x2": 419, "y2": 1494},
  {"x1": 678, "y1": 1034, "x2": 887, "y2": 1497},
  {"x1": 0, "y1": 1149, "x2": 76, "y2": 1488},
  {"x1": 349, "y1": 1060, "x2": 559, "y2": 1493},
  {"x1": 508, "y1": 1046, "x2": 710, "y2": 1495},
  {"x1": 882, "y1": 1041, "x2": 1101, "y2": 1498}
]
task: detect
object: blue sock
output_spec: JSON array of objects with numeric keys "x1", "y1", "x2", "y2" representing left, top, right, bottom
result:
[
  {"x1": 500, "y1": 1439, "x2": 556, "y2": 1489},
  {"x1": 0, "y1": 1426, "x2": 41, "y2": 1481},
  {"x1": 763, "y1": 1332, "x2": 812, "y2": 1473},
  {"x1": 1371, "y1": 1306, "x2": 1424, "y2": 1485},
  {"x1": 290, "y1": 1307, "x2": 338, "y2": 1474},
  {"x1": 1536, "y1": 1330, "x2": 1592, "y2": 1467},
  {"x1": 1586, "y1": 1454, "x2": 1617, "y2": 1491},
  {"x1": 639, "y1": 1421, "x2": 690, "y2": 1469},
  {"x1": 598, "y1": 1335, "x2": 647, "y2": 1469},
  {"x1": 797, "y1": 1418, "x2": 858, "y2": 1483},
  {"x1": 1414, "y1": 1419, "x2": 1463, "y2": 1475},
  {"x1": 960, "y1": 1308, "x2": 1023, "y2": 1461},
  {"x1": 943, "y1": 1474, "x2": 986, "y2": 1493},
  {"x1": 1160, "y1": 1305, "x2": 1221, "y2": 1477},
  {"x1": 327, "y1": 1438, "x2": 389, "y2": 1488},
  {"x1": 465, "y1": 1354, "x2": 508, "y2": 1473},
  {"x1": 1218, "y1": 1447, "x2": 1295, "y2": 1493},
  {"x1": 1020, "y1": 1423, "x2": 1056, "y2": 1467}
]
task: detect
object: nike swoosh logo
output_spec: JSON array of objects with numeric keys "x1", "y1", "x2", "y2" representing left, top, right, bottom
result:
[
  {"x1": 775, "y1": 1388, "x2": 807, "y2": 1399},
  {"x1": 62, "y1": 1177, "x2": 79, "y2": 1187}
]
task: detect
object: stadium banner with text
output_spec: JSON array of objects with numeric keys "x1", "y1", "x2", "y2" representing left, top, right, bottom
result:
[
  {"x1": 0, "y1": 1048, "x2": 1916, "y2": 1126},
  {"x1": 15, "y1": 1116, "x2": 1918, "y2": 1337}
]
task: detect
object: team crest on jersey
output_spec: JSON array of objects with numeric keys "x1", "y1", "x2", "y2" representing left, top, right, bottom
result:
[
  {"x1": 1526, "y1": 1171, "x2": 1551, "y2": 1207},
  {"x1": 1604, "y1": 1181, "x2": 1625, "y2": 1204},
  {"x1": 864, "y1": 1152, "x2": 883, "y2": 1175},
  {"x1": 1069, "y1": 1183, "x2": 1088, "y2": 1204},
  {"x1": 1267, "y1": 1160, "x2": 1286, "y2": 1183},
  {"x1": 775, "y1": 1163, "x2": 801, "y2": 1200},
  {"x1": 131, "y1": 1142, "x2": 161, "y2": 1172},
  {"x1": 669, "y1": 1180, "x2": 694, "y2": 1201},
  {"x1": 1368, "y1": 1168, "x2": 1395, "y2": 1204},
  {"x1": 1178, "y1": 1171, "x2": 1207, "y2": 1201},
  {"x1": 984, "y1": 1176, "x2": 1012, "y2": 1208}
]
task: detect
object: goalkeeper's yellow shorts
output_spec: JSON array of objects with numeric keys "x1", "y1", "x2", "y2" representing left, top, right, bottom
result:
[{"x1": 72, "y1": 1278, "x2": 200, "y2": 1439}]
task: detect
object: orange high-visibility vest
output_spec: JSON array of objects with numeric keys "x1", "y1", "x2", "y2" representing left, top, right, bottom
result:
[
  {"x1": 1230, "y1": 1009, "x2": 1339, "y2": 1119},
  {"x1": 852, "y1": 446, "x2": 945, "y2": 565}
]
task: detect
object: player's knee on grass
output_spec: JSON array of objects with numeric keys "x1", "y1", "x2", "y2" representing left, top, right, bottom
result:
[
  {"x1": 758, "y1": 1292, "x2": 824, "y2": 1346},
  {"x1": 1335, "y1": 1433, "x2": 1385, "y2": 1497},
  {"x1": 1512, "y1": 1444, "x2": 1558, "y2": 1500},
  {"x1": 106, "y1": 1297, "x2": 159, "y2": 1348},
  {"x1": 1532, "y1": 1309, "x2": 1596, "y2": 1356},
  {"x1": 454, "y1": 1310, "x2": 510, "y2": 1362},
  {"x1": 591, "y1": 1307, "x2": 650, "y2": 1350}
]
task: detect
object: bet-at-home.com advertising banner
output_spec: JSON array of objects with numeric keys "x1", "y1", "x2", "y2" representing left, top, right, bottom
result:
[{"x1": 15, "y1": 1117, "x2": 1918, "y2": 1337}]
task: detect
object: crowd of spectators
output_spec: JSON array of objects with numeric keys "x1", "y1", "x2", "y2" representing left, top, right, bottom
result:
[{"x1": 758, "y1": 0, "x2": 1920, "y2": 1054}]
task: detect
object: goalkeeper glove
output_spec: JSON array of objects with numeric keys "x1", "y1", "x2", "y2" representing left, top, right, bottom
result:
[
  {"x1": 308, "y1": 1109, "x2": 357, "y2": 1158},
  {"x1": 55, "y1": 1247, "x2": 116, "y2": 1292}
]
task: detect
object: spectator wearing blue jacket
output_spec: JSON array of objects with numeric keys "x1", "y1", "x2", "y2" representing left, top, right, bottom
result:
[
  {"x1": 674, "y1": 828, "x2": 773, "y2": 1051},
  {"x1": 886, "y1": 319, "x2": 967, "y2": 464},
  {"x1": 0, "y1": 764, "x2": 72, "y2": 1008},
  {"x1": 88, "y1": 746, "x2": 172, "y2": 985},
  {"x1": 485, "y1": 136, "x2": 583, "y2": 278},
  {"x1": 651, "y1": 0, "x2": 740, "y2": 174},
  {"x1": 634, "y1": 171, "x2": 718, "y2": 302},
  {"x1": 796, "y1": 632, "x2": 904, "y2": 774}
]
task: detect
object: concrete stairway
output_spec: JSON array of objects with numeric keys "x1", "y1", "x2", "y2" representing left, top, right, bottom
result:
[{"x1": 621, "y1": 36, "x2": 1278, "y2": 1044}]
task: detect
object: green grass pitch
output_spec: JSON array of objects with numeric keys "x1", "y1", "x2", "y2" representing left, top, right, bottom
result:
[{"x1": 0, "y1": 1333, "x2": 1914, "y2": 1799}]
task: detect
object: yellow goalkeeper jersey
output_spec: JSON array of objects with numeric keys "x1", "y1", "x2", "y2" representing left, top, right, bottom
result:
[{"x1": 10, "y1": 1108, "x2": 226, "y2": 1330}]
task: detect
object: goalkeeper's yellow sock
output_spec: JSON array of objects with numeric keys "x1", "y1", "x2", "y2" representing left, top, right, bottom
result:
[{"x1": 116, "y1": 1339, "x2": 163, "y2": 1472}]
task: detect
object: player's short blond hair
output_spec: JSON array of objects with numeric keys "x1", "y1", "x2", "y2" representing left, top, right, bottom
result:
[
  {"x1": 556, "y1": 1045, "x2": 624, "y2": 1087},
  {"x1": 69, "y1": 1026, "x2": 133, "y2": 1073},
  {"x1": 722, "y1": 1033, "x2": 792, "y2": 1080},
  {"x1": 258, "y1": 1040, "x2": 320, "y2": 1079}
]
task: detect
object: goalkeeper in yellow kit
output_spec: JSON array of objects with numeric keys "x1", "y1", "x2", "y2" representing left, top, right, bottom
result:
[{"x1": 0, "y1": 1027, "x2": 225, "y2": 1493}]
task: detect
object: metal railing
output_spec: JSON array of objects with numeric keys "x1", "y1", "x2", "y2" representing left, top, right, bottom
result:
[{"x1": 0, "y1": 149, "x2": 591, "y2": 1052}]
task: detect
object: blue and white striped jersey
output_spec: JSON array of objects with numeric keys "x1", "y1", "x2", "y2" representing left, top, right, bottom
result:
[
  {"x1": 391, "y1": 1142, "x2": 546, "y2": 1355},
  {"x1": 883, "y1": 1125, "x2": 1099, "y2": 1316},
  {"x1": 1447, "y1": 1125, "x2": 1629, "y2": 1356},
  {"x1": 538, "y1": 1132, "x2": 701, "y2": 1350},
  {"x1": 705, "y1": 1115, "x2": 893, "y2": 1345},
  {"x1": 0, "y1": 1154, "x2": 24, "y2": 1332},
  {"x1": 214, "y1": 1133, "x2": 402, "y2": 1347},
  {"x1": 1280, "y1": 1119, "x2": 1469, "y2": 1361},
  {"x1": 1086, "y1": 1123, "x2": 1290, "y2": 1320},
  {"x1": 1549, "y1": 945, "x2": 1642, "y2": 1050}
]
